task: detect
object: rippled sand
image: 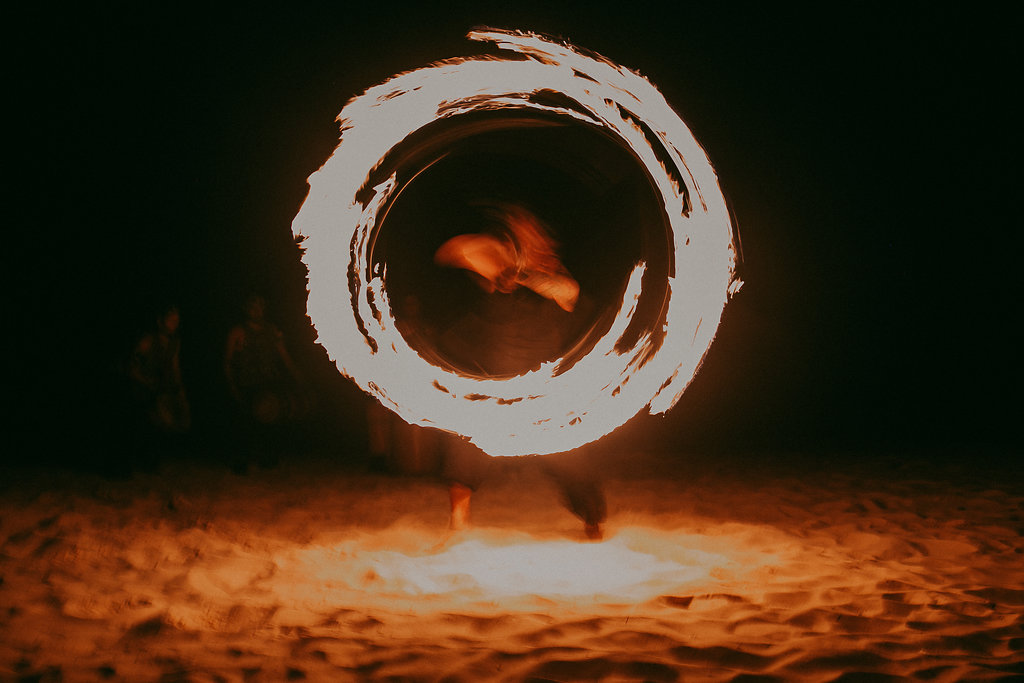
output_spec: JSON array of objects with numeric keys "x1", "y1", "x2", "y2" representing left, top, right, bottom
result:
[{"x1": 1, "y1": 447, "x2": 1021, "y2": 682}]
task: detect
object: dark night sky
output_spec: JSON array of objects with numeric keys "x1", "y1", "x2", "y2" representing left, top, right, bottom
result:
[{"x1": 10, "y1": 4, "x2": 1018, "y2": 463}]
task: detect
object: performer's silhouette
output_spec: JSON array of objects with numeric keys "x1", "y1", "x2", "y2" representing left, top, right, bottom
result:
[{"x1": 433, "y1": 205, "x2": 605, "y2": 540}]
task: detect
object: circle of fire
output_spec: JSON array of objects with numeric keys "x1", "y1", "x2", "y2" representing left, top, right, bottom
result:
[{"x1": 292, "y1": 29, "x2": 741, "y2": 456}]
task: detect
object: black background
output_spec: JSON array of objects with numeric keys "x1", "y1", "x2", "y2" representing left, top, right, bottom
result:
[{"x1": 10, "y1": 3, "x2": 1018, "y2": 467}]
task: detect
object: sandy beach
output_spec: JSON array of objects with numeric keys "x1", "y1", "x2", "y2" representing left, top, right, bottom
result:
[
  {"x1": 8, "y1": 3, "x2": 1020, "y2": 681},
  {"x1": 2, "y1": 441, "x2": 1020, "y2": 682}
]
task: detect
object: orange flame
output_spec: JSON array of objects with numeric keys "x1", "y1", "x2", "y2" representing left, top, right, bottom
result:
[{"x1": 292, "y1": 28, "x2": 741, "y2": 456}]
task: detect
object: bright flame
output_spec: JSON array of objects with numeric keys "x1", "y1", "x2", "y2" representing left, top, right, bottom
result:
[{"x1": 292, "y1": 28, "x2": 741, "y2": 455}]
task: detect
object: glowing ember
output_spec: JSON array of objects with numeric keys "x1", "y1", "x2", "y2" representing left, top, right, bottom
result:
[{"x1": 292, "y1": 28, "x2": 741, "y2": 455}]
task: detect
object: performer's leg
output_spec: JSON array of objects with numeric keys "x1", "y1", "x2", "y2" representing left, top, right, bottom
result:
[
  {"x1": 449, "y1": 481, "x2": 473, "y2": 530},
  {"x1": 542, "y1": 448, "x2": 607, "y2": 540},
  {"x1": 442, "y1": 435, "x2": 492, "y2": 529}
]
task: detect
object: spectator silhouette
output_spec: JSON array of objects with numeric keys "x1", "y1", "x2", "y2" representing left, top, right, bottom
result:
[
  {"x1": 127, "y1": 304, "x2": 191, "y2": 472},
  {"x1": 224, "y1": 294, "x2": 304, "y2": 470},
  {"x1": 130, "y1": 305, "x2": 191, "y2": 433}
]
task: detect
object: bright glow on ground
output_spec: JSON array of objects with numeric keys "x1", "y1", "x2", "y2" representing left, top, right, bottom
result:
[
  {"x1": 3, "y1": 460, "x2": 1022, "y2": 680},
  {"x1": 271, "y1": 525, "x2": 780, "y2": 614},
  {"x1": 295, "y1": 530, "x2": 737, "y2": 604}
]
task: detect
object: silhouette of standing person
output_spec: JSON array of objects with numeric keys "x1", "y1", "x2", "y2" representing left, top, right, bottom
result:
[
  {"x1": 130, "y1": 305, "x2": 191, "y2": 433},
  {"x1": 128, "y1": 304, "x2": 191, "y2": 471},
  {"x1": 224, "y1": 294, "x2": 302, "y2": 469},
  {"x1": 365, "y1": 294, "x2": 444, "y2": 475}
]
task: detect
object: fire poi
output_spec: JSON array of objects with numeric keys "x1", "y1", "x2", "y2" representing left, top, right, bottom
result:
[{"x1": 292, "y1": 28, "x2": 742, "y2": 456}]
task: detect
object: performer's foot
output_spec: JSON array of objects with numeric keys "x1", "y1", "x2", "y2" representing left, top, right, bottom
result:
[
  {"x1": 449, "y1": 482, "x2": 472, "y2": 530},
  {"x1": 583, "y1": 522, "x2": 604, "y2": 541}
]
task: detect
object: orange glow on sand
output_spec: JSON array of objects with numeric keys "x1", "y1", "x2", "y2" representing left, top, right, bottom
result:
[
  {"x1": 281, "y1": 527, "x2": 747, "y2": 610},
  {"x1": 3, "y1": 457, "x2": 1022, "y2": 680},
  {"x1": 292, "y1": 28, "x2": 742, "y2": 456}
]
